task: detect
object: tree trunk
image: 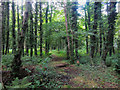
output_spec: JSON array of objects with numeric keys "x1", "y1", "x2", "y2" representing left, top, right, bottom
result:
[
  {"x1": 21, "y1": 0, "x2": 24, "y2": 56},
  {"x1": 84, "y1": 7, "x2": 89, "y2": 54},
  {"x1": 5, "y1": 2, "x2": 9, "y2": 54},
  {"x1": 12, "y1": 1, "x2": 16, "y2": 54},
  {"x1": 98, "y1": 2, "x2": 102, "y2": 56},
  {"x1": 0, "y1": 1, "x2": 2, "y2": 63},
  {"x1": 102, "y1": 1, "x2": 117, "y2": 61},
  {"x1": 64, "y1": 1, "x2": 71, "y2": 60},
  {"x1": 90, "y1": 2, "x2": 98, "y2": 58},
  {"x1": 30, "y1": 3, "x2": 33, "y2": 57},
  {"x1": 11, "y1": 1, "x2": 30, "y2": 78},
  {"x1": 45, "y1": 2, "x2": 49, "y2": 55},
  {"x1": 71, "y1": 2, "x2": 78, "y2": 59},
  {"x1": 2, "y1": 2, "x2": 5, "y2": 55},
  {"x1": 40, "y1": 2, "x2": 43, "y2": 57},
  {"x1": 34, "y1": 2, "x2": 38, "y2": 56}
]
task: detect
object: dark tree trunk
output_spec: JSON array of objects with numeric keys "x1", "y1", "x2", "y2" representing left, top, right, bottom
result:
[
  {"x1": 84, "y1": 7, "x2": 89, "y2": 54},
  {"x1": 71, "y1": 2, "x2": 78, "y2": 59},
  {"x1": 26, "y1": 20, "x2": 29, "y2": 56},
  {"x1": 12, "y1": 2, "x2": 16, "y2": 54},
  {"x1": 21, "y1": 0, "x2": 24, "y2": 56},
  {"x1": 40, "y1": 2, "x2": 43, "y2": 57},
  {"x1": 64, "y1": 1, "x2": 70, "y2": 60},
  {"x1": 0, "y1": 2, "x2": 2, "y2": 62},
  {"x1": 5, "y1": 2, "x2": 9, "y2": 54},
  {"x1": 86, "y1": 1, "x2": 91, "y2": 55},
  {"x1": 2, "y1": 2, "x2": 5, "y2": 55},
  {"x1": 11, "y1": 2, "x2": 30, "y2": 78},
  {"x1": 98, "y1": 2, "x2": 102, "y2": 56},
  {"x1": 34, "y1": 2, "x2": 38, "y2": 56},
  {"x1": 90, "y1": 2, "x2": 98, "y2": 58},
  {"x1": 30, "y1": 3, "x2": 33, "y2": 57},
  {"x1": 45, "y1": 2, "x2": 49, "y2": 55},
  {"x1": 102, "y1": 1, "x2": 117, "y2": 61},
  {"x1": 17, "y1": 1, "x2": 20, "y2": 34}
]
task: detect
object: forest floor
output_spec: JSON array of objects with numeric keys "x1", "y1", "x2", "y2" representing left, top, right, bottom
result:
[{"x1": 48, "y1": 55, "x2": 119, "y2": 88}]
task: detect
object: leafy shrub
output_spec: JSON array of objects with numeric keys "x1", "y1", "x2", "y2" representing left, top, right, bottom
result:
[
  {"x1": 106, "y1": 55, "x2": 118, "y2": 67},
  {"x1": 78, "y1": 56, "x2": 90, "y2": 64},
  {"x1": 2, "y1": 55, "x2": 14, "y2": 69},
  {"x1": 5, "y1": 77, "x2": 31, "y2": 88}
]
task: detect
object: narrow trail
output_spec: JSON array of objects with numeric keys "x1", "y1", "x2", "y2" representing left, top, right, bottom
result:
[{"x1": 49, "y1": 55, "x2": 119, "y2": 88}]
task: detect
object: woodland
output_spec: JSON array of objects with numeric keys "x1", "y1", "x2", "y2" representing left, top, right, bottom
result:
[{"x1": 0, "y1": 0, "x2": 120, "y2": 89}]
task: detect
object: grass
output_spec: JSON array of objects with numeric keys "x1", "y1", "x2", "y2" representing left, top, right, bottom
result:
[{"x1": 50, "y1": 50, "x2": 67, "y2": 57}]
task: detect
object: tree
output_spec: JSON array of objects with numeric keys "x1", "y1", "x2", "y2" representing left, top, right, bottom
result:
[
  {"x1": 39, "y1": 2, "x2": 43, "y2": 57},
  {"x1": 30, "y1": 3, "x2": 33, "y2": 57},
  {"x1": 34, "y1": 2, "x2": 38, "y2": 56},
  {"x1": 71, "y1": 1, "x2": 78, "y2": 59},
  {"x1": 64, "y1": 1, "x2": 71, "y2": 60},
  {"x1": 45, "y1": 2, "x2": 49, "y2": 55},
  {"x1": 11, "y1": 1, "x2": 30, "y2": 78},
  {"x1": 0, "y1": 1, "x2": 2, "y2": 62},
  {"x1": 102, "y1": 0, "x2": 117, "y2": 61},
  {"x1": 5, "y1": 2, "x2": 10, "y2": 54},
  {"x1": 2, "y1": 2, "x2": 5, "y2": 55},
  {"x1": 12, "y1": 1, "x2": 16, "y2": 54},
  {"x1": 98, "y1": 2, "x2": 102, "y2": 56},
  {"x1": 17, "y1": 0, "x2": 20, "y2": 33},
  {"x1": 84, "y1": 5, "x2": 89, "y2": 54},
  {"x1": 90, "y1": 2, "x2": 99, "y2": 59}
]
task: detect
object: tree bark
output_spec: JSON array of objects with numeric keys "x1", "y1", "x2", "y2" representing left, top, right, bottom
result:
[
  {"x1": 12, "y1": 1, "x2": 16, "y2": 54},
  {"x1": 2, "y1": 2, "x2": 5, "y2": 55},
  {"x1": 64, "y1": 1, "x2": 71, "y2": 60},
  {"x1": 102, "y1": 1, "x2": 117, "y2": 61},
  {"x1": 40, "y1": 2, "x2": 43, "y2": 57},
  {"x1": 30, "y1": 3, "x2": 33, "y2": 57},
  {"x1": 84, "y1": 7, "x2": 89, "y2": 54},
  {"x1": 5, "y1": 2, "x2": 9, "y2": 54},
  {"x1": 11, "y1": 1, "x2": 30, "y2": 78},
  {"x1": 45, "y1": 2, "x2": 49, "y2": 55},
  {"x1": 90, "y1": 2, "x2": 98, "y2": 58},
  {"x1": 0, "y1": 1, "x2": 2, "y2": 63},
  {"x1": 71, "y1": 2, "x2": 78, "y2": 59},
  {"x1": 34, "y1": 2, "x2": 38, "y2": 56}
]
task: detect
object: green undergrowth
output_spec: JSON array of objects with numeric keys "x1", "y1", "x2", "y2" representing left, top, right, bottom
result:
[{"x1": 50, "y1": 50, "x2": 67, "y2": 58}]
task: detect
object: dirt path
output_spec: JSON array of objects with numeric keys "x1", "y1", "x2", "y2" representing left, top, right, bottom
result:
[{"x1": 49, "y1": 55, "x2": 119, "y2": 88}]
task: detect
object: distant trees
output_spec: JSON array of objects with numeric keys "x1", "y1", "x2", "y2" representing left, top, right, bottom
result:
[{"x1": 1, "y1": 0, "x2": 118, "y2": 71}]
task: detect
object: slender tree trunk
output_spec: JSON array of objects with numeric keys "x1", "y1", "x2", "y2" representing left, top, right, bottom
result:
[
  {"x1": 40, "y1": 2, "x2": 43, "y2": 57},
  {"x1": 2, "y1": 2, "x2": 5, "y2": 55},
  {"x1": 67, "y1": 2, "x2": 74, "y2": 60},
  {"x1": 21, "y1": 0, "x2": 24, "y2": 56},
  {"x1": 0, "y1": 1, "x2": 2, "y2": 62},
  {"x1": 45, "y1": 2, "x2": 49, "y2": 55},
  {"x1": 102, "y1": 1, "x2": 117, "y2": 61},
  {"x1": 5, "y1": 2, "x2": 9, "y2": 54},
  {"x1": 30, "y1": 3, "x2": 33, "y2": 57},
  {"x1": 12, "y1": 1, "x2": 16, "y2": 54},
  {"x1": 84, "y1": 7, "x2": 89, "y2": 54},
  {"x1": 71, "y1": 2, "x2": 78, "y2": 59},
  {"x1": 90, "y1": 2, "x2": 98, "y2": 58},
  {"x1": 34, "y1": 2, "x2": 38, "y2": 56},
  {"x1": 98, "y1": 2, "x2": 102, "y2": 56},
  {"x1": 11, "y1": 2, "x2": 30, "y2": 78},
  {"x1": 64, "y1": 1, "x2": 71, "y2": 60},
  {"x1": 17, "y1": 1, "x2": 20, "y2": 33},
  {"x1": 26, "y1": 19, "x2": 29, "y2": 56}
]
